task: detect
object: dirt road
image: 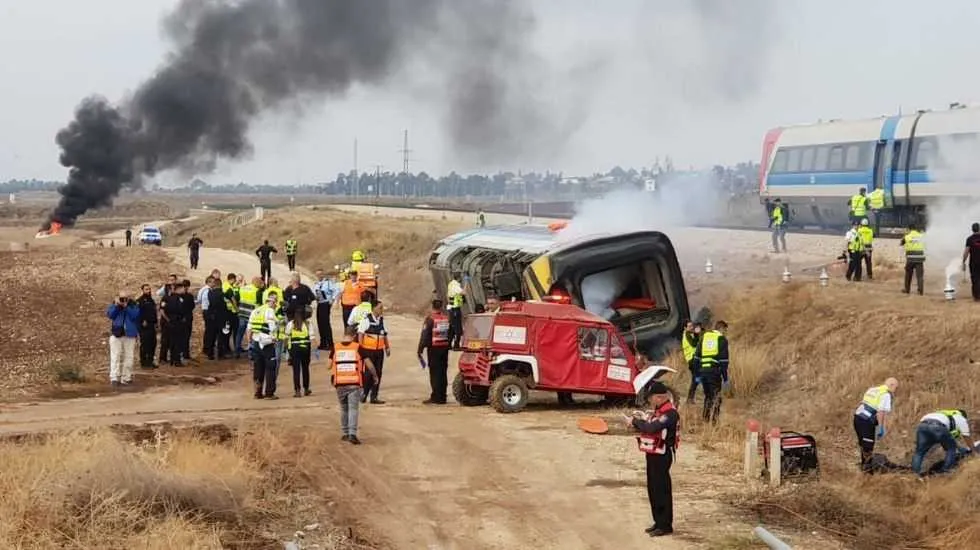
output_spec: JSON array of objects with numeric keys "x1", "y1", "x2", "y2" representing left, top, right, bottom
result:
[{"x1": 0, "y1": 246, "x2": 833, "y2": 549}]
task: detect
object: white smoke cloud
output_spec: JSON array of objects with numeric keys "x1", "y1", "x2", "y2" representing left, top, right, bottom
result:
[{"x1": 924, "y1": 134, "x2": 980, "y2": 294}]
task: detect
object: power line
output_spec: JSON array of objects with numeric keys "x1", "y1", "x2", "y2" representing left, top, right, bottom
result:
[{"x1": 398, "y1": 129, "x2": 413, "y2": 174}]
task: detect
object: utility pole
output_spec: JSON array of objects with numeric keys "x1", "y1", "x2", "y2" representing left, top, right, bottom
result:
[
  {"x1": 398, "y1": 129, "x2": 413, "y2": 174},
  {"x1": 353, "y1": 138, "x2": 359, "y2": 199}
]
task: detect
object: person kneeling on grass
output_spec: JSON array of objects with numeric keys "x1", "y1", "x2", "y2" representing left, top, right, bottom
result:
[{"x1": 332, "y1": 326, "x2": 377, "y2": 445}]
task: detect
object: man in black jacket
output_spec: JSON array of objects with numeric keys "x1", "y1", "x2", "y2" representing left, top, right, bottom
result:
[
  {"x1": 161, "y1": 284, "x2": 187, "y2": 367},
  {"x1": 137, "y1": 284, "x2": 157, "y2": 368},
  {"x1": 204, "y1": 278, "x2": 227, "y2": 360},
  {"x1": 625, "y1": 381, "x2": 680, "y2": 538}
]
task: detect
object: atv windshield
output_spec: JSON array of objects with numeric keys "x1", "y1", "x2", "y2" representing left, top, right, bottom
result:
[{"x1": 579, "y1": 261, "x2": 667, "y2": 321}]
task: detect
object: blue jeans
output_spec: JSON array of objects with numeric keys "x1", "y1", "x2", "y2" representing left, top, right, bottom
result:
[
  {"x1": 911, "y1": 421, "x2": 958, "y2": 475},
  {"x1": 235, "y1": 316, "x2": 248, "y2": 353}
]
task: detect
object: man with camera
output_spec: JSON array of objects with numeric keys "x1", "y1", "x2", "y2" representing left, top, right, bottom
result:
[{"x1": 106, "y1": 291, "x2": 141, "y2": 387}]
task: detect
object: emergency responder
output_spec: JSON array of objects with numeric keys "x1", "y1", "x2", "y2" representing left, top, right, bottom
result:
[
  {"x1": 848, "y1": 187, "x2": 869, "y2": 225},
  {"x1": 157, "y1": 274, "x2": 178, "y2": 364},
  {"x1": 161, "y1": 282, "x2": 188, "y2": 367},
  {"x1": 204, "y1": 277, "x2": 227, "y2": 360},
  {"x1": 624, "y1": 381, "x2": 679, "y2": 538},
  {"x1": 356, "y1": 260, "x2": 378, "y2": 299},
  {"x1": 693, "y1": 320, "x2": 729, "y2": 424},
  {"x1": 900, "y1": 224, "x2": 925, "y2": 295},
  {"x1": 852, "y1": 378, "x2": 898, "y2": 473},
  {"x1": 418, "y1": 299, "x2": 451, "y2": 404},
  {"x1": 911, "y1": 409, "x2": 976, "y2": 477},
  {"x1": 255, "y1": 240, "x2": 278, "y2": 284},
  {"x1": 137, "y1": 284, "x2": 158, "y2": 369},
  {"x1": 350, "y1": 250, "x2": 366, "y2": 273},
  {"x1": 447, "y1": 273, "x2": 466, "y2": 350},
  {"x1": 340, "y1": 270, "x2": 364, "y2": 325},
  {"x1": 868, "y1": 187, "x2": 885, "y2": 234},
  {"x1": 264, "y1": 278, "x2": 287, "y2": 372},
  {"x1": 844, "y1": 221, "x2": 865, "y2": 282},
  {"x1": 284, "y1": 237, "x2": 298, "y2": 271},
  {"x1": 236, "y1": 277, "x2": 263, "y2": 358},
  {"x1": 857, "y1": 218, "x2": 875, "y2": 280},
  {"x1": 178, "y1": 279, "x2": 196, "y2": 361},
  {"x1": 332, "y1": 326, "x2": 378, "y2": 445},
  {"x1": 285, "y1": 310, "x2": 317, "y2": 397},
  {"x1": 347, "y1": 290, "x2": 375, "y2": 328},
  {"x1": 682, "y1": 320, "x2": 701, "y2": 404},
  {"x1": 221, "y1": 273, "x2": 240, "y2": 356},
  {"x1": 961, "y1": 222, "x2": 980, "y2": 301},
  {"x1": 312, "y1": 269, "x2": 339, "y2": 352},
  {"x1": 770, "y1": 198, "x2": 787, "y2": 253},
  {"x1": 187, "y1": 234, "x2": 203, "y2": 270},
  {"x1": 357, "y1": 300, "x2": 390, "y2": 404},
  {"x1": 246, "y1": 292, "x2": 281, "y2": 399}
]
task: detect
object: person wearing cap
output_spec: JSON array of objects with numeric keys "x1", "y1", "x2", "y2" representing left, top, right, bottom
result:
[
  {"x1": 106, "y1": 290, "x2": 141, "y2": 387},
  {"x1": 853, "y1": 377, "x2": 898, "y2": 473},
  {"x1": 911, "y1": 409, "x2": 977, "y2": 476},
  {"x1": 624, "y1": 381, "x2": 679, "y2": 538},
  {"x1": 857, "y1": 218, "x2": 875, "y2": 280}
]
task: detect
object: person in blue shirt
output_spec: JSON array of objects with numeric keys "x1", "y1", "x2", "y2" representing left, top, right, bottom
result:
[
  {"x1": 106, "y1": 290, "x2": 141, "y2": 388},
  {"x1": 313, "y1": 268, "x2": 340, "y2": 353}
]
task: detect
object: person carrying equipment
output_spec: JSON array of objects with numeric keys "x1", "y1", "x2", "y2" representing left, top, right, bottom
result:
[
  {"x1": 911, "y1": 409, "x2": 977, "y2": 477},
  {"x1": 332, "y1": 326, "x2": 378, "y2": 445},
  {"x1": 853, "y1": 378, "x2": 898, "y2": 473},
  {"x1": 624, "y1": 381, "x2": 679, "y2": 538}
]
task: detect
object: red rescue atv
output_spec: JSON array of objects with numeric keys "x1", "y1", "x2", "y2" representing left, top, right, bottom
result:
[{"x1": 452, "y1": 301, "x2": 676, "y2": 413}]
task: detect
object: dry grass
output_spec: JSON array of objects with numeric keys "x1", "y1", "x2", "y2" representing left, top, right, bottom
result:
[
  {"x1": 0, "y1": 427, "x2": 373, "y2": 550},
  {"x1": 168, "y1": 206, "x2": 468, "y2": 314},
  {"x1": 685, "y1": 280, "x2": 980, "y2": 549}
]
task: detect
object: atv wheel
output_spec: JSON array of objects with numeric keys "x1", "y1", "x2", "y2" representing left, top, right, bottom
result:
[
  {"x1": 489, "y1": 374, "x2": 529, "y2": 413},
  {"x1": 452, "y1": 372, "x2": 489, "y2": 406}
]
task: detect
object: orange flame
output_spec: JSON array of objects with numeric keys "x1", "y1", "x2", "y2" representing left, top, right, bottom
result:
[
  {"x1": 49, "y1": 222, "x2": 63, "y2": 235},
  {"x1": 547, "y1": 221, "x2": 568, "y2": 233},
  {"x1": 35, "y1": 221, "x2": 64, "y2": 239}
]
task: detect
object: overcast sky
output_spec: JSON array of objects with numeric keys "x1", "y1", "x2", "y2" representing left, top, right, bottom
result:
[{"x1": 3, "y1": 0, "x2": 980, "y2": 186}]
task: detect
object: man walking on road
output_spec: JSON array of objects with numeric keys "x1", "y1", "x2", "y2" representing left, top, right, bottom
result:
[
  {"x1": 256, "y1": 240, "x2": 277, "y2": 284},
  {"x1": 332, "y1": 326, "x2": 377, "y2": 445},
  {"x1": 125, "y1": 228, "x2": 132, "y2": 247},
  {"x1": 187, "y1": 234, "x2": 203, "y2": 270},
  {"x1": 962, "y1": 223, "x2": 980, "y2": 301},
  {"x1": 418, "y1": 299, "x2": 451, "y2": 404},
  {"x1": 285, "y1": 237, "x2": 298, "y2": 271}
]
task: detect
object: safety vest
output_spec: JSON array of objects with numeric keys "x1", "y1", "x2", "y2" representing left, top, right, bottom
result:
[
  {"x1": 238, "y1": 284, "x2": 258, "y2": 317},
  {"x1": 681, "y1": 331, "x2": 697, "y2": 362},
  {"x1": 904, "y1": 230, "x2": 925, "y2": 261},
  {"x1": 850, "y1": 194, "x2": 867, "y2": 217},
  {"x1": 448, "y1": 280, "x2": 464, "y2": 308},
  {"x1": 285, "y1": 239, "x2": 297, "y2": 255},
  {"x1": 360, "y1": 315, "x2": 387, "y2": 351},
  {"x1": 349, "y1": 302, "x2": 372, "y2": 326},
  {"x1": 869, "y1": 188, "x2": 885, "y2": 209},
  {"x1": 859, "y1": 385, "x2": 891, "y2": 417},
  {"x1": 341, "y1": 280, "x2": 362, "y2": 306},
  {"x1": 771, "y1": 205, "x2": 784, "y2": 226},
  {"x1": 267, "y1": 285, "x2": 284, "y2": 306},
  {"x1": 698, "y1": 330, "x2": 722, "y2": 368},
  {"x1": 937, "y1": 409, "x2": 964, "y2": 438},
  {"x1": 357, "y1": 263, "x2": 377, "y2": 288},
  {"x1": 636, "y1": 401, "x2": 679, "y2": 455},
  {"x1": 430, "y1": 312, "x2": 450, "y2": 348},
  {"x1": 332, "y1": 342, "x2": 364, "y2": 386},
  {"x1": 857, "y1": 226, "x2": 874, "y2": 249},
  {"x1": 289, "y1": 323, "x2": 310, "y2": 349},
  {"x1": 847, "y1": 231, "x2": 865, "y2": 253},
  {"x1": 249, "y1": 305, "x2": 272, "y2": 334}
]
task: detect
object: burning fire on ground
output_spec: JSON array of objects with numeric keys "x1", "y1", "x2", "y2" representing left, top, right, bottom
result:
[{"x1": 35, "y1": 222, "x2": 63, "y2": 239}]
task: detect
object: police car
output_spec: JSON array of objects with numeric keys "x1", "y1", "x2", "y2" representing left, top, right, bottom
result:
[{"x1": 138, "y1": 226, "x2": 163, "y2": 246}]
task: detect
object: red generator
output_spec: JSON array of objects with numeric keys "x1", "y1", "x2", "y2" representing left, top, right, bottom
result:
[{"x1": 761, "y1": 431, "x2": 820, "y2": 479}]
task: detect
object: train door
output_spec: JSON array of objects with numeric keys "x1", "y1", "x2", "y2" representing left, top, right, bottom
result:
[{"x1": 872, "y1": 139, "x2": 893, "y2": 204}]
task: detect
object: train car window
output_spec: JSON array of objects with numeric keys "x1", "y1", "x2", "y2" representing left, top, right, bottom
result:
[
  {"x1": 844, "y1": 144, "x2": 863, "y2": 170},
  {"x1": 913, "y1": 138, "x2": 937, "y2": 170},
  {"x1": 892, "y1": 140, "x2": 905, "y2": 171},
  {"x1": 814, "y1": 146, "x2": 830, "y2": 172},
  {"x1": 772, "y1": 150, "x2": 788, "y2": 173},
  {"x1": 800, "y1": 147, "x2": 815, "y2": 171},
  {"x1": 828, "y1": 146, "x2": 845, "y2": 171},
  {"x1": 787, "y1": 148, "x2": 802, "y2": 172}
]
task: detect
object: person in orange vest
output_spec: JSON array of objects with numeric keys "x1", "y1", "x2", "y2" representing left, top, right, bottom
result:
[
  {"x1": 332, "y1": 326, "x2": 377, "y2": 445},
  {"x1": 417, "y1": 298, "x2": 451, "y2": 405},
  {"x1": 340, "y1": 270, "x2": 364, "y2": 326},
  {"x1": 357, "y1": 300, "x2": 390, "y2": 404}
]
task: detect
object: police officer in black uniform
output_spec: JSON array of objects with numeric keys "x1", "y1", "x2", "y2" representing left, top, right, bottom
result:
[
  {"x1": 161, "y1": 284, "x2": 187, "y2": 367},
  {"x1": 137, "y1": 284, "x2": 157, "y2": 368},
  {"x1": 625, "y1": 381, "x2": 679, "y2": 538}
]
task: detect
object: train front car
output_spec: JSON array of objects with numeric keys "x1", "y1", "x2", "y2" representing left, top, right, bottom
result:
[
  {"x1": 428, "y1": 224, "x2": 691, "y2": 360},
  {"x1": 761, "y1": 104, "x2": 980, "y2": 231}
]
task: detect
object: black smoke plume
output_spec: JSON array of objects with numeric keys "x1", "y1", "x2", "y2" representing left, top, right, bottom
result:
[{"x1": 48, "y1": 0, "x2": 544, "y2": 228}]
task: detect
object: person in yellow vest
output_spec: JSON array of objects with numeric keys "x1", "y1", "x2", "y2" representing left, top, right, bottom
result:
[
  {"x1": 446, "y1": 273, "x2": 466, "y2": 350},
  {"x1": 692, "y1": 320, "x2": 729, "y2": 424},
  {"x1": 235, "y1": 276, "x2": 263, "y2": 358},
  {"x1": 221, "y1": 273, "x2": 240, "y2": 357},
  {"x1": 245, "y1": 292, "x2": 281, "y2": 399},
  {"x1": 332, "y1": 326, "x2": 377, "y2": 445},
  {"x1": 848, "y1": 187, "x2": 869, "y2": 225},
  {"x1": 769, "y1": 198, "x2": 787, "y2": 253},
  {"x1": 852, "y1": 378, "x2": 898, "y2": 473},
  {"x1": 911, "y1": 408, "x2": 977, "y2": 476},
  {"x1": 285, "y1": 237, "x2": 298, "y2": 271},
  {"x1": 868, "y1": 187, "x2": 885, "y2": 234},
  {"x1": 683, "y1": 320, "x2": 702, "y2": 404},
  {"x1": 900, "y1": 224, "x2": 925, "y2": 295},
  {"x1": 264, "y1": 278, "x2": 286, "y2": 368},
  {"x1": 357, "y1": 300, "x2": 390, "y2": 404},
  {"x1": 844, "y1": 221, "x2": 865, "y2": 282},
  {"x1": 857, "y1": 218, "x2": 875, "y2": 280},
  {"x1": 347, "y1": 290, "x2": 375, "y2": 328},
  {"x1": 340, "y1": 272, "x2": 364, "y2": 325},
  {"x1": 285, "y1": 310, "x2": 317, "y2": 398}
]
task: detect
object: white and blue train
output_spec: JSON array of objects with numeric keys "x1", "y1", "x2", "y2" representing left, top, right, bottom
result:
[{"x1": 759, "y1": 103, "x2": 980, "y2": 228}]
